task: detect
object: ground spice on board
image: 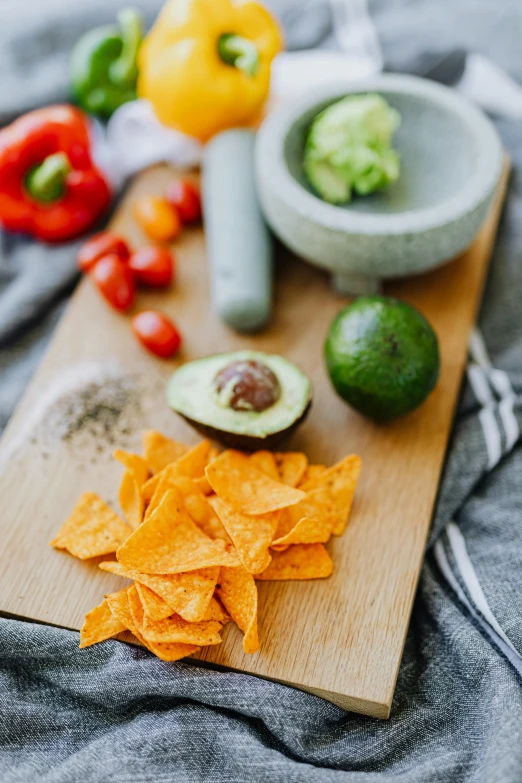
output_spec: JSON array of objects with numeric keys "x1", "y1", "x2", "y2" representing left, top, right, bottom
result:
[
  {"x1": 3, "y1": 362, "x2": 142, "y2": 463},
  {"x1": 56, "y1": 375, "x2": 140, "y2": 450}
]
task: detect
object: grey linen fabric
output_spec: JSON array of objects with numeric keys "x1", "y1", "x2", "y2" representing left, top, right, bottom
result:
[{"x1": 1, "y1": 1, "x2": 522, "y2": 781}]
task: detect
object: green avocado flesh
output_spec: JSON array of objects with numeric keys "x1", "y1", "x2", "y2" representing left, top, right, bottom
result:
[
  {"x1": 167, "y1": 351, "x2": 312, "y2": 447},
  {"x1": 324, "y1": 296, "x2": 440, "y2": 421},
  {"x1": 304, "y1": 93, "x2": 401, "y2": 205}
]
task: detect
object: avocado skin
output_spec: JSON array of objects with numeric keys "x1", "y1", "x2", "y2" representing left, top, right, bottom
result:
[
  {"x1": 178, "y1": 399, "x2": 312, "y2": 452},
  {"x1": 325, "y1": 296, "x2": 440, "y2": 421}
]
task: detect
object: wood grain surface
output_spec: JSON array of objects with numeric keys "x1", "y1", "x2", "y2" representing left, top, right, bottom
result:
[{"x1": 0, "y1": 161, "x2": 508, "y2": 719}]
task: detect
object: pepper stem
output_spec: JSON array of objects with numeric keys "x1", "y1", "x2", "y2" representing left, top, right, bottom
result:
[
  {"x1": 109, "y1": 7, "x2": 143, "y2": 86},
  {"x1": 25, "y1": 153, "x2": 71, "y2": 204},
  {"x1": 218, "y1": 33, "x2": 259, "y2": 77}
]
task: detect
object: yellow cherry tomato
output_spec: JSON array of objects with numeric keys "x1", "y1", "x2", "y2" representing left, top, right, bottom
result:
[{"x1": 133, "y1": 196, "x2": 181, "y2": 242}]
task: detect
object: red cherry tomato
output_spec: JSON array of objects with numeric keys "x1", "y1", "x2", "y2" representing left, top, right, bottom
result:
[
  {"x1": 77, "y1": 231, "x2": 130, "y2": 272},
  {"x1": 165, "y1": 179, "x2": 202, "y2": 224},
  {"x1": 132, "y1": 310, "x2": 182, "y2": 358},
  {"x1": 92, "y1": 254, "x2": 135, "y2": 312},
  {"x1": 128, "y1": 247, "x2": 174, "y2": 288}
]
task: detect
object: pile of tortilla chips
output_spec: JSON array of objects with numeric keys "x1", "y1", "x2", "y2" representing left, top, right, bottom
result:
[{"x1": 50, "y1": 431, "x2": 361, "y2": 661}]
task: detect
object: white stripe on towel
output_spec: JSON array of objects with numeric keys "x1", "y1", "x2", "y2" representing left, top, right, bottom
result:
[
  {"x1": 432, "y1": 330, "x2": 522, "y2": 671},
  {"x1": 469, "y1": 328, "x2": 520, "y2": 452},
  {"x1": 467, "y1": 364, "x2": 502, "y2": 468},
  {"x1": 466, "y1": 363, "x2": 495, "y2": 407},
  {"x1": 469, "y1": 328, "x2": 493, "y2": 371},
  {"x1": 446, "y1": 522, "x2": 520, "y2": 655},
  {"x1": 492, "y1": 371, "x2": 519, "y2": 451},
  {"x1": 434, "y1": 540, "x2": 522, "y2": 675},
  {"x1": 478, "y1": 408, "x2": 502, "y2": 469}
]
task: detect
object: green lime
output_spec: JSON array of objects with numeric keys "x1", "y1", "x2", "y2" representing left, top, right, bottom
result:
[{"x1": 324, "y1": 296, "x2": 440, "y2": 420}]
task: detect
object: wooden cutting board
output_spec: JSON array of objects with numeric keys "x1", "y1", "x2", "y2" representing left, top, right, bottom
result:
[{"x1": 0, "y1": 162, "x2": 508, "y2": 719}]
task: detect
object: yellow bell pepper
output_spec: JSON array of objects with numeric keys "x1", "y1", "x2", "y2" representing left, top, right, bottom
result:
[{"x1": 137, "y1": 0, "x2": 283, "y2": 141}]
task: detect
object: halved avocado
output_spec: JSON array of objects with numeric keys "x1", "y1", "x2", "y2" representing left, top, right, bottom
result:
[{"x1": 167, "y1": 350, "x2": 312, "y2": 451}]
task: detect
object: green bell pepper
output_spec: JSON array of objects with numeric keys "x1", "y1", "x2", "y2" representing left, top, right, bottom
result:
[{"x1": 70, "y1": 8, "x2": 143, "y2": 120}]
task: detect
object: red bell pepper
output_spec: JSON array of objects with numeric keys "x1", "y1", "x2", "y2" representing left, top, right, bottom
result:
[{"x1": 0, "y1": 105, "x2": 111, "y2": 243}]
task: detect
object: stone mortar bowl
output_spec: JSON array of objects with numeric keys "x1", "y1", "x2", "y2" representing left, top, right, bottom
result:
[{"x1": 255, "y1": 74, "x2": 503, "y2": 295}]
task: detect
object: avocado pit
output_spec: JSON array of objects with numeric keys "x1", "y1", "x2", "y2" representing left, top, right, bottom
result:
[{"x1": 214, "y1": 359, "x2": 281, "y2": 413}]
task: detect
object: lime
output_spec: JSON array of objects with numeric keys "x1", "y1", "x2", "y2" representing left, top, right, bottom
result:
[{"x1": 324, "y1": 296, "x2": 440, "y2": 420}]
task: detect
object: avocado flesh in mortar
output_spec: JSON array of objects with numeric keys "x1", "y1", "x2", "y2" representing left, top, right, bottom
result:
[
  {"x1": 325, "y1": 296, "x2": 440, "y2": 420},
  {"x1": 304, "y1": 94, "x2": 401, "y2": 205},
  {"x1": 167, "y1": 350, "x2": 312, "y2": 450}
]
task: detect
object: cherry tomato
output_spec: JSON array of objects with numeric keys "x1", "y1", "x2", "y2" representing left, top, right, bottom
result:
[
  {"x1": 92, "y1": 254, "x2": 135, "y2": 312},
  {"x1": 128, "y1": 247, "x2": 174, "y2": 288},
  {"x1": 132, "y1": 310, "x2": 182, "y2": 358},
  {"x1": 77, "y1": 231, "x2": 130, "y2": 272},
  {"x1": 133, "y1": 196, "x2": 181, "y2": 242},
  {"x1": 165, "y1": 179, "x2": 202, "y2": 224}
]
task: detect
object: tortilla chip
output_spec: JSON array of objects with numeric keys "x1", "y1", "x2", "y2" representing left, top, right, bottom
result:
[
  {"x1": 143, "y1": 463, "x2": 178, "y2": 521},
  {"x1": 143, "y1": 463, "x2": 178, "y2": 522},
  {"x1": 311, "y1": 455, "x2": 362, "y2": 535},
  {"x1": 172, "y1": 440, "x2": 211, "y2": 479},
  {"x1": 174, "y1": 477, "x2": 212, "y2": 524},
  {"x1": 271, "y1": 517, "x2": 330, "y2": 549},
  {"x1": 268, "y1": 542, "x2": 290, "y2": 553},
  {"x1": 206, "y1": 451, "x2": 305, "y2": 515},
  {"x1": 141, "y1": 612, "x2": 222, "y2": 646},
  {"x1": 217, "y1": 566, "x2": 259, "y2": 654},
  {"x1": 271, "y1": 486, "x2": 337, "y2": 548},
  {"x1": 143, "y1": 461, "x2": 196, "y2": 523},
  {"x1": 135, "y1": 582, "x2": 174, "y2": 622},
  {"x1": 142, "y1": 438, "x2": 214, "y2": 508},
  {"x1": 113, "y1": 450, "x2": 149, "y2": 487},
  {"x1": 117, "y1": 489, "x2": 239, "y2": 575},
  {"x1": 274, "y1": 452, "x2": 309, "y2": 487},
  {"x1": 141, "y1": 471, "x2": 162, "y2": 506},
  {"x1": 270, "y1": 516, "x2": 330, "y2": 550},
  {"x1": 105, "y1": 588, "x2": 138, "y2": 635},
  {"x1": 142, "y1": 443, "x2": 211, "y2": 523},
  {"x1": 194, "y1": 476, "x2": 213, "y2": 495},
  {"x1": 210, "y1": 496, "x2": 278, "y2": 574},
  {"x1": 271, "y1": 509, "x2": 292, "y2": 541},
  {"x1": 173, "y1": 477, "x2": 231, "y2": 543},
  {"x1": 191, "y1": 509, "x2": 230, "y2": 543},
  {"x1": 128, "y1": 585, "x2": 200, "y2": 661},
  {"x1": 249, "y1": 451, "x2": 280, "y2": 481},
  {"x1": 118, "y1": 472, "x2": 144, "y2": 529},
  {"x1": 50, "y1": 493, "x2": 131, "y2": 560},
  {"x1": 256, "y1": 544, "x2": 333, "y2": 580},
  {"x1": 202, "y1": 596, "x2": 230, "y2": 624},
  {"x1": 143, "y1": 430, "x2": 187, "y2": 474},
  {"x1": 208, "y1": 446, "x2": 220, "y2": 462},
  {"x1": 298, "y1": 465, "x2": 327, "y2": 490},
  {"x1": 79, "y1": 598, "x2": 126, "y2": 648},
  {"x1": 99, "y1": 560, "x2": 132, "y2": 579},
  {"x1": 100, "y1": 561, "x2": 220, "y2": 622}
]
